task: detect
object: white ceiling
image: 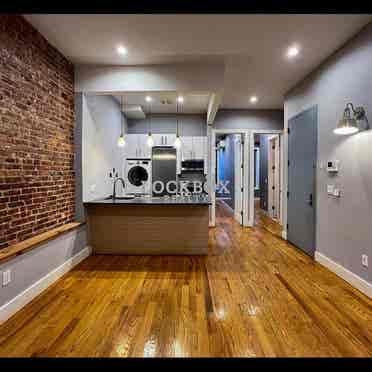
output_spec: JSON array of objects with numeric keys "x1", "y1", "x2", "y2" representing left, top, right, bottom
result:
[
  {"x1": 112, "y1": 91, "x2": 210, "y2": 114},
  {"x1": 24, "y1": 14, "x2": 372, "y2": 109}
]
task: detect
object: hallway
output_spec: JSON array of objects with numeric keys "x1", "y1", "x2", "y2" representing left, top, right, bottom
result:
[{"x1": 0, "y1": 201, "x2": 371, "y2": 357}]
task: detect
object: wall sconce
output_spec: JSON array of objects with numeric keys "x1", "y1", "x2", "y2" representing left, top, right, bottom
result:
[{"x1": 334, "y1": 102, "x2": 369, "y2": 135}]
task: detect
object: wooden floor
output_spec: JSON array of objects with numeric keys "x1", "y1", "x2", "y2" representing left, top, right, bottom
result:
[
  {"x1": 1, "y1": 201, "x2": 372, "y2": 357},
  {"x1": 254, "y1": 198, "x2": 283, "y2": 238}
]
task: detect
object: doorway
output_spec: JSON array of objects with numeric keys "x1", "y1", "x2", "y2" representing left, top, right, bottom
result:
[
  {"x1": 210, "y1": 130, "x2": 249, "y2": 227},
  {"x1": 250, "y1": 131, "x2": 283, "y2": 234},
  {"x1": 287, "y1": 106, "x2": 317, "y2": 257},
  {"x1": 215, "y1": 133, "x2": 244, "y2": 225}
]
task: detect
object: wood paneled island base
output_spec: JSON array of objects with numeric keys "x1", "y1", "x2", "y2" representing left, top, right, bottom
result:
[{"x1": 85, "y1": 203, "x2": 209, "y2": 255}]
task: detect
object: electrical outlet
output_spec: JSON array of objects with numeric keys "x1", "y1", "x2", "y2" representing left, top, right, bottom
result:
[
  {"x1": 2, "y1": 269, "x2": 11, "y2": 286},
  {"x1": 362, "y1": 254, "x2": 368, "y2": 268}
]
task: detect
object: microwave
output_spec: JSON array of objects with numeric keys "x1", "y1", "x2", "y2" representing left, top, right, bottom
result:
[{"x1": 181, "y1": 159, "x2": 204, "y2": 172}]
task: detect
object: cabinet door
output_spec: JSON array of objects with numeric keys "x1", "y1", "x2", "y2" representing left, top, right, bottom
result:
[
  {"x1": 192, "y1": 136, "x2": 205, "y2": 159},
  {"x1": 152, "y1": 134, "x2": 163, "y2": 147},
  {"x1": 164, "y1": 134, "x2": 176, "y2": 146},
  {"x1": 137, "y1": 134, "x2": 151, "y2": 158},
  {"x1": 125, "y1": 134, "x2": 139, "y2": 158},
  {"x1": 181, "y1": 137, "x2": 193, "y2": 160}
]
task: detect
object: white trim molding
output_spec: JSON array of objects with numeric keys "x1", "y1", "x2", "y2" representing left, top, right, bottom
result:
[
  {"x1": 0, "y1": 246, "x2": 92, "y2": 325},
  {"x1": 281, "y1": 230, "x2": 287, "y2": 240},
  {"x1": 315, "y1": 251, "x2": 372, "y2": 299}
]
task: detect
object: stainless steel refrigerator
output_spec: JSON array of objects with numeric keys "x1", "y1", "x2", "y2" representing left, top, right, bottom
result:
[{"x1": 151, "y1": 146, "x2": 177, "y2": 196}]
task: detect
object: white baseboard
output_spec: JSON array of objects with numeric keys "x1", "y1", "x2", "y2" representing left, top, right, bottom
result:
[
  {"x1": 315, "y1": 251, "x2": 372, "y2": 299},
  {"x1": 0, "y1": 246, "x2": 92, "y2": 325},
  {"x1": 281, "y1": 230, "x2": 287, "y2": 240}
]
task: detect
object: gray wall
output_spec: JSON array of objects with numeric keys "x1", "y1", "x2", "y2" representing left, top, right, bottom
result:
[
  {"x1": 127, "y1": 113, "x2": 207, "y2": 136},
  {"x1": 214, "y1": 109, "x2": 284, "y2": 130},
  {"x1": 82, "y1": 94, "x2": 128, "y2": 202},
  {"x1": 284, "y1": 22, "x2": 372, "y2": 285},
  {"x1": 0, "y1": 226, "x2": 87, "y2": 311}
]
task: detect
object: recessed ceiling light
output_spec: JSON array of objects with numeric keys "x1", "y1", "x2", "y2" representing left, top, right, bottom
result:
[
  {"x1": 287, "y1": 45, "x2": 299, "y2": 58},
  {"x1": 145, "y1": 96, "x2": 152, "y2": 102},
  {"x1": 117, "y1": 45, "x2": 127, "y2": 55},
  {"x1": 177, "y1": 96, "x2": 184, "y2": 103},
  {"x1": 250, "y1": 96, "x2": 258, "y2": 104}
]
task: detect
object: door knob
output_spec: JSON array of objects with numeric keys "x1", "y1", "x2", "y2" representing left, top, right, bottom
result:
[{"x1": 307, "y1": 193, "x2": 313, "y2": 206}]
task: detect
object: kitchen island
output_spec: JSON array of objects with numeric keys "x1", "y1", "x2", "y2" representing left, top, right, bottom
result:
[{"x1": 84, "y1": 196, "x2": 211, "y2": 255}]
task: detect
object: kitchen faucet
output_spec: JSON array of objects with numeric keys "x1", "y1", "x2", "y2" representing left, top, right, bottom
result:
[{"x1": 109, "y1": 168, "x2": 126, "y2": 199}]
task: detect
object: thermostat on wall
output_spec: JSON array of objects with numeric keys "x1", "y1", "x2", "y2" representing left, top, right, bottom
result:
[{"x1": 327, "y1": 160, "x2": 339, "y2": 173}]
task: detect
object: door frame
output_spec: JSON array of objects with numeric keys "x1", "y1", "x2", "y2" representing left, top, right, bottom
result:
[
  {"x1": 210, "y1": 129, "x2": 250, "y2": 227},
  {"x1": 249, "y1": 130, "x2": 284, "y2": 227},
  {"x1": 234, "y1": 135, "x2": 244, "y2": 224},
  {"x1": 268, "y1": 134, "x2": 281, "y2": 221}
]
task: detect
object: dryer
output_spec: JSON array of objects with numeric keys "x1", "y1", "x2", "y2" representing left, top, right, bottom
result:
[{"x1": 124, "y1": 158, "x2": 152, "y2": 195}]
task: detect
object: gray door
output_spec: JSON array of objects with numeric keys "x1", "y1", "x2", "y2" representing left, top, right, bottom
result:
[{"x1": 287, "y1": 106, "x2": 317, "y2": 257}]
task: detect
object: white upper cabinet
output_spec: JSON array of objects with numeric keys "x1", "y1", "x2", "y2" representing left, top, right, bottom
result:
[
  {"x1": 152, "y1": 134, "x2": 176, "y2": 147},
  {"x1": 137, "y1": 134, "x2": 151, "y2": 158},
  {"x1": 124, "y1": 134, "x2": 151, "y2": 158},
  {"x1": 124, "y1": 134, "x2": 139, "y2": 158},
  {"x1": 181, "y1": 136, "x2": 207, "y2": 159},
  {"x1": 192, "y1": 137, "x2": 206, "y2": 159},
  {"x1": 152, "y1": 134, "x2": 163, "y2": 147},
  {"x1": 181, "y1": 137, "x2": 194, "y2": 160},
  {"x1": 164, "y1": 134, "x2": 176, "y2": 146}
]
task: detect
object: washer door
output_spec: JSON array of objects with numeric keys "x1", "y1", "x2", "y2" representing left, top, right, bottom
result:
[{"x1": 128, "y1": 166, "x2": 149, "y2": 187}]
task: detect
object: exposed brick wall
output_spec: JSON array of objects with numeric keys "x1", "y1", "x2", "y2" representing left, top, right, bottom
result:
[{"x1": 0, "y1": 15, "x2": 75, "y2": 249}]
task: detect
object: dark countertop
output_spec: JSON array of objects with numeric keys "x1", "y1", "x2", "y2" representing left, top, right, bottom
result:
[{"x1": 84, "y1": 195, "x2": 211, "y2": 206}]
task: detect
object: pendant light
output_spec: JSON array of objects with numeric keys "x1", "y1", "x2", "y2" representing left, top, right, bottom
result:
[
  {"x1": 117, "y1": 95, "x2": 126, "y2": 147},
  {"x1": 174, "y1": 96, "x2": 183, "y2": 148},
  {"x1": 147, "y1": 96, "x2": 154, "y2": 147},
  {"x1": 334, "y1": 102, "x2": 366, "y2": 135}
]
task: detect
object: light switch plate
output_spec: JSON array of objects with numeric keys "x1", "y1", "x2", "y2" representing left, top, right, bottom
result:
[
  {"x1": 333, "y1": 188, "x2": 341, "y2": 197},
  {"x1": 327, "y1": 184, "x2": 335, "y2": 194},
  {"x1": 362, "y1": 254, "x2": 368, "y2": 268}
]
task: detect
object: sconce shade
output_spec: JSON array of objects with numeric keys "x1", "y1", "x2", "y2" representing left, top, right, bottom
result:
[{"x1": 334, "y1": 106, "x2": 359, "y2": 135}]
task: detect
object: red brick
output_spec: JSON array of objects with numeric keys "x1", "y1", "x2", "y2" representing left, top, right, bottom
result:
[{"x1": 0, "y1": 15, "x2": 75, "y2": 249}]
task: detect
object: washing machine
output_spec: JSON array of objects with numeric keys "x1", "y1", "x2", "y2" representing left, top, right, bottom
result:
[{"x1": 124, "y1": 158, "x2": 152, "y2": 195}]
